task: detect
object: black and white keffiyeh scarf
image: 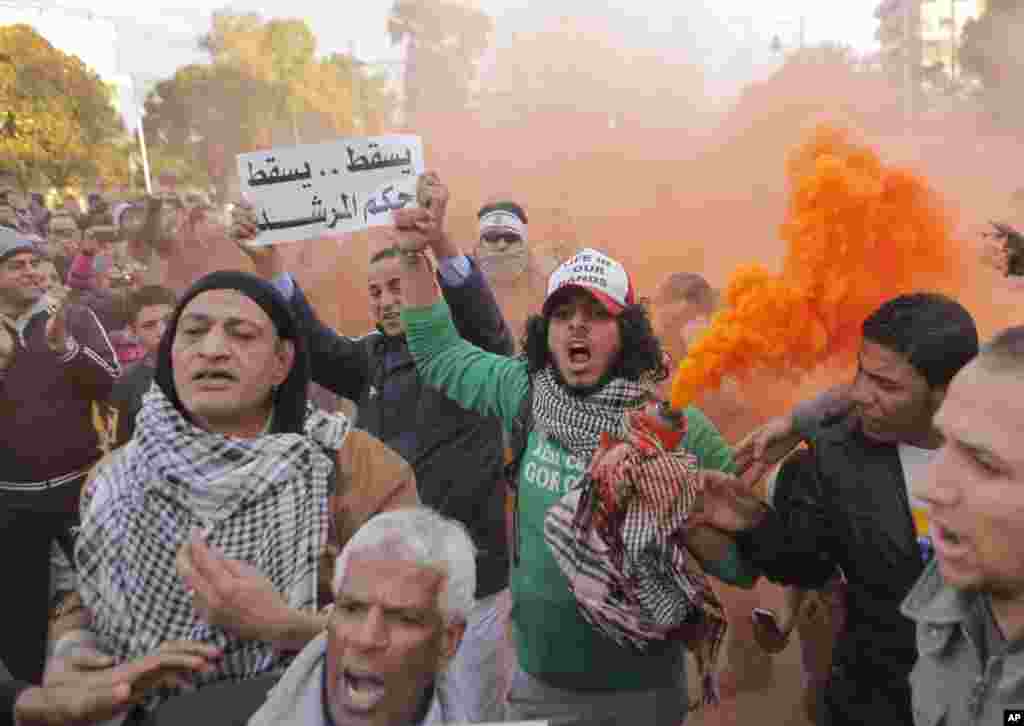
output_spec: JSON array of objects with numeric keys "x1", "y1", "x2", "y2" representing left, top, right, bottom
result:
[
  {"x1": 76, "y1": 385, "x2": 349, "y2": 705},
  {"x1": 535, "y1": 367, "x2": 727, "y2": 707},
  {"x1": 530, "y1": 365, "x2": 649, "y2": 460}
]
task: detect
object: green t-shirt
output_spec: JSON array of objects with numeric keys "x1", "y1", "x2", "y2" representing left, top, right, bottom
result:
[{"x1": 402, "y1": 300, "x2": 754, "y2": 691}]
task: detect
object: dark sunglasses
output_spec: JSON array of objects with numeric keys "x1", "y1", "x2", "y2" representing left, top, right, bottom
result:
[{"x1": 481, "y1": 232, "x2": 522, "y2": 244}]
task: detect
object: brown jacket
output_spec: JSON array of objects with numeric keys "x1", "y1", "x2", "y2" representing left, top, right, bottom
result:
[{"x1": 319, "y1": 429, "x2": 419, "y2": 602}]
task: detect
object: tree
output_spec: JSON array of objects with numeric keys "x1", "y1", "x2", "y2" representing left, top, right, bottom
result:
[
  {"x1": 960, "y1": 0, "x2": 1024, "y2": 124},
  {"x1": 0, "y1": 24, "x2": 124, "y2": 191},
  {"x1": 480, "y1": 16, "x2": 704, "y2": 134},
  {"x1": 387, "y1": 0, "x2": 493, "y2": 121},
  {"x1": 203, "y1": 14, "x2": 317, "y2": 143},
  {"x1": 144, "y1": 62, "x2": 278, "y2": 185},
  {"x1": 721, "y1": 43, "x2": 901, "y2": 144},
  {"x1": 325, "y1": 54, "x2": 396, "y2": 134},
  {"x1": 145, "y1": 12, "x2": 396, "y2": 197}
]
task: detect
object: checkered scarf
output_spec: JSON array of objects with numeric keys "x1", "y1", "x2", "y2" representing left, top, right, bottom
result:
[
  {"x1": 531, "y1": 366, "x2": 648, "y2": 460},
  {"x1": 76, "y1": 385, "x2": 349, "y2": 707},
  {"x1": 543, "y1": 399, "x2": 727, "y2": 708}
]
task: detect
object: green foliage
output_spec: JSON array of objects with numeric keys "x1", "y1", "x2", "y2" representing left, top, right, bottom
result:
[
  {"x1": 959, "y1": 1, "x2": 1024, "y2": 125},
  {"x1": 0, "y1": 24, "x2": 125, "y2": 190},
  {"x1": 144, "y1": 11, "x2": 398, "y2": 192},
  {"x1": 387, "y1": 0, "x2": 493, "y2": 118}
]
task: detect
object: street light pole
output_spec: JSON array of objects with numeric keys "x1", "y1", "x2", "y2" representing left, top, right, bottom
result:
[{"x1": 131, "y1": 74, "x2": 153, "y2": 194}]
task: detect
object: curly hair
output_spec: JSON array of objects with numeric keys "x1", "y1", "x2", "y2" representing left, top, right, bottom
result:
[{"x1": 521, "y1": 303, "x2": 669, "y2": 385}]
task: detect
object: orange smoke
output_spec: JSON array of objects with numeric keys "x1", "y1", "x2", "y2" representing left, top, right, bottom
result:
[{"x1": 670, "y1": 124, "x2": 963, "y2": 410}]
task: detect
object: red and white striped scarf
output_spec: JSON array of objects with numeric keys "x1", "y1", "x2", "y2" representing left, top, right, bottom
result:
[{"x1": 544, "y1": 402, "x2": 727, "y2": 708}]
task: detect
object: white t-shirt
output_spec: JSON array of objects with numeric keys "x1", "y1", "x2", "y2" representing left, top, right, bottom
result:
[{"x1": 899, "y1": 443, "x2": 939, "y2": 535}]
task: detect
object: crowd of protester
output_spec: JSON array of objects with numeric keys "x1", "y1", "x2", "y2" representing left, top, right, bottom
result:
[{"x1": 1, "y1": 169, "x2": 1023, "y2": 726}]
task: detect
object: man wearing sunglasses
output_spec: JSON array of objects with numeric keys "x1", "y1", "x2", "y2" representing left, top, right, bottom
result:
[{"x1": 475, "y1": 201, "x2": 566, "y2": 345}]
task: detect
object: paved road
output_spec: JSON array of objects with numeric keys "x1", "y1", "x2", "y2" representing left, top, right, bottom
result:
[{"x1": 689, "y1": 581, "x2": 814, "y2": 726}]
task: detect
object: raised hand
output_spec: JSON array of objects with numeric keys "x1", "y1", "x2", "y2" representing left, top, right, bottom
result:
[
  {"x1": 734, "y1": 414, "x2": 802, "y2": 485},
  {"x1": 393, "y1": 171, "x2": 456, "y2": 258},
  {"x1": 177, "y1": 529, "x2": 294, "y2": 645},
  {"x1": 229, "y1": 202, "x2": 284, "y2": 279},
  {"x1": 44, "y1": 283, "x2": 74, "y2": 356},
  {"x1": 25, "y1": 643, "x2": 219, "y2": 725},
  {"x1": 229, "y1": 202, "x2": 260, "y2": 245},
  {"x1": 692, "y1": 470, "x2": 770, "y2": 533}
]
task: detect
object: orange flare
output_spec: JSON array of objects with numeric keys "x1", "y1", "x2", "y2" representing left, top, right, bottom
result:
[{"x1": 670, "y1": 124, "x2": 961, "y2": 410}]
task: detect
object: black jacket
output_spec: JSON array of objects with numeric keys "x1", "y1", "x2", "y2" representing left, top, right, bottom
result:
[
  {"x1": 737, "y1": 417, "x2": 926, "y2": 726},
  {"x1": 112, "y1": 358, "x2": 156, "y2": 445},
  {"x1": 0, "y1": 676, "x2": 30, "y2": 726},
  {"x1": 290, "y1": 259, "x2": 515, "y2": 598}
]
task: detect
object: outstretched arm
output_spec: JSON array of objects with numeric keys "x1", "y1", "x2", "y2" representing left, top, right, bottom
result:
[{"x1": 230, "y1": 207, "x2": 370, "y2": 403}]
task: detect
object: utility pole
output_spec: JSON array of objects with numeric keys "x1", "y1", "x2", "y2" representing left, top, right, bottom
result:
[
  {"x1": 799, "y1": 15, "x2": 806, "y2": 50},
  {"x1": 290, "y1": 109, "x2": 301, "y2": 146},
  {"x1": 128, "y1": 73, "x2": 152, "y2": 193}
]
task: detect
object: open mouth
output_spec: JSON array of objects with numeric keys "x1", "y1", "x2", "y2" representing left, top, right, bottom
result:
[
  {"x1": 342, "y1": 669, "x2": 387, "y2": 712},
  {"x1": 193, "y1": 370, "x2": 236, "y2": 383},
  {"x1": 568, "y1": 342, "x2": 591, "y2": 366},
  {"x1": 932, "y1": 520, "x2": 970, "y2": 563}
]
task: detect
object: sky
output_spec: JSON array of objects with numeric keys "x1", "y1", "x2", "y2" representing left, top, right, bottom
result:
[{"x1": 1, "y1": 0, "x2": 885, "y2": 124}]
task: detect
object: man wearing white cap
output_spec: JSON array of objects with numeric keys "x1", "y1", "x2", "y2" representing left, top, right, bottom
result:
[
  {"x1": 398, "y1": 241, "x2": 756, "y2": 725},
  {"x1": 475, "y1": 201, "x2": 562, "y2": 343}
]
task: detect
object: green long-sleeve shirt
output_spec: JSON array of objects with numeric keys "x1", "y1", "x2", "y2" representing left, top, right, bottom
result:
[{"x1": 403, "y1": 299, "x2": 754, "y2": 691}]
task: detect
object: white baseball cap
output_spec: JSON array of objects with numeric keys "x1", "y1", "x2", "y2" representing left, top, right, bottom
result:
[{"x1": 543, "y1": 248, "x2": 636, "y2": 316}]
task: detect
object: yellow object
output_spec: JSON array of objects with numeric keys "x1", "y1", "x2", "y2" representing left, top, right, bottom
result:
[
  {"x1": 912, "y1": 507, "x2": 930, "y2": 538},
  {"x1": 91, "y1": 401, "x2": 119, "y2": 456}
]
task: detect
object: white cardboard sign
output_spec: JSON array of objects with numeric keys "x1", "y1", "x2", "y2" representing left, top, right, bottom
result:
[{"x1": 236, "y1": 134, "x2": 425, "y2": 246}]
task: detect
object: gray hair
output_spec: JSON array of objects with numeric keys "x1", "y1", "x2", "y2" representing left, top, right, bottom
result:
[{"x1": 333, "y1": 508, "x2": 477, "y2": 624}]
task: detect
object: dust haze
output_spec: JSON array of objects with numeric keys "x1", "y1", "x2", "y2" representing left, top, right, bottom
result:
[{"x1": 180, "y1": 4, "x2": 1022, "y2": 428}]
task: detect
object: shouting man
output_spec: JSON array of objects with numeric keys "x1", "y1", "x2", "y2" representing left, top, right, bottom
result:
[
  {"x1": 62, "y1": 270, "x2": 418, "y2": 720},
  {"x1": 249, "y1": 508, "x2": 475, "y2": 726}
]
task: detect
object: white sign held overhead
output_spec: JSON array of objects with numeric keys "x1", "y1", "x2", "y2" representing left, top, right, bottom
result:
[{"x1": 236, "y1": 134, "x2": 425, "y2": 246}]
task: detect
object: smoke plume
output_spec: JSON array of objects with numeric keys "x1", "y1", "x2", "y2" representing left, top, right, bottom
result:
[{"x1": 670, "y1": 124, "x2": 963, "y2": 409}]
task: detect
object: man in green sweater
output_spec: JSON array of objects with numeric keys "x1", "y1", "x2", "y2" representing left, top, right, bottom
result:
[{"x1": 392, "y1": 207, "x2": 754, "y2": 725}]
